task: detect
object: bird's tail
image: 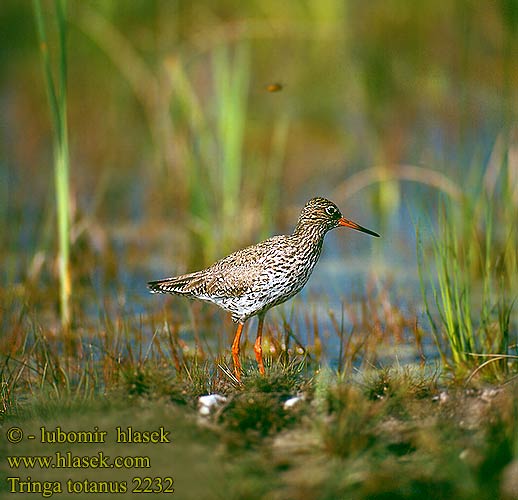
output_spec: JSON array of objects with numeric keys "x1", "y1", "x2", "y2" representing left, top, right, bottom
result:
[{"x1": 147, "y1": 271, "x2": 205, "y2": 296}]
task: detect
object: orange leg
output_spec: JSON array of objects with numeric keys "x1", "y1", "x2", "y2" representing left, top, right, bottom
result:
[
  {"x1": 231, "y1": 322, "x2": 244, "y2": 381},
  {"x1": 254, "y1": 315, "x2": 265, "y2": 376}
]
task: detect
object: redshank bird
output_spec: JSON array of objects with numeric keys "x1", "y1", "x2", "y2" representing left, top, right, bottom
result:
[{"x1": 148, "y1": 197, "x2": 379, "y2": 380}]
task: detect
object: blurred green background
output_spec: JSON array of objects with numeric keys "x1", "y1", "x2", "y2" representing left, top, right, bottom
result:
[{"x1": 2, "y1": 0, "x2": 518, "y2": 302}]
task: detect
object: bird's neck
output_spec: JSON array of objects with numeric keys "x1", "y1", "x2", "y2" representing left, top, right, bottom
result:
[{"x1": 292, "y1": 222, "x2": 328, "y2": 248}]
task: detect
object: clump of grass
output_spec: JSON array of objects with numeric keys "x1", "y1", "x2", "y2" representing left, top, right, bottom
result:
[
  {"x1": 215, "y1": 360, "x2": 312, "y2": 448},
  {"x1": 243, "y1": 356, "x2": 311, "y2": 394},
  {"x1": 320, "y1": 383, "x2": 380, "y2": 458},
  {"x1": 315, "y1": 366, "x2": 438, "y2": 461},
  {"x1": 218, "y1": 392, "x2": 293, "y2": 449},
  {"x1": 119, "y1": 359, "x2": 230, "y2": 405},
  {"x1": 361, "y1": 365, "x2": 438, "y2": 401},
  {"x1": 417, "y1": 168, "x2": 517, "y2": 381}
]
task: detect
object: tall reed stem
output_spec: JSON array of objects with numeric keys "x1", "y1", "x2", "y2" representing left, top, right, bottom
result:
[{"x1": 33, "y1": 0, "x2": 71, "y2": 328}]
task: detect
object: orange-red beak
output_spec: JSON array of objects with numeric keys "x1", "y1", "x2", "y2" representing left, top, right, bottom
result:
[{"x1": 338, "y1": 217, "x2": 380, "y2": 237}]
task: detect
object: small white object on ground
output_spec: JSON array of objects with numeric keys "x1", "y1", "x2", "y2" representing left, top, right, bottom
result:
[
  {"x1": 198, "y1": 394, "x2": 227, "y2": 416},
  {"x1": 283, "y1": 395, "x2": 304, "y2": 410}
]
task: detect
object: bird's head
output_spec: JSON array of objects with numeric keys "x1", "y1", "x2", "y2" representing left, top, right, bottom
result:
[{"x1": 296, "y1": 197, "x2": 380, "y2": 237}]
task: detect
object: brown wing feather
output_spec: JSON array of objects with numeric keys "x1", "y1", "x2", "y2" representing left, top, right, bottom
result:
[
  {"x1": 147, "y1": 271, "x2": 206, "y2": 296},
  {"x1": 204, "y1": 269, "x2": 250, "y2": 297},
  {"x1": 147, "y1": 268, "x2": 251, "y2": 298},
  {"x1": 148, "y1": 235, "x2": 288, "y2": 300}
]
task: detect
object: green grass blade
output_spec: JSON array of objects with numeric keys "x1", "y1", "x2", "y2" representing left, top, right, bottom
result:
[{"x1": 33, "y1": 0, "x2": 71, "y2": 329}]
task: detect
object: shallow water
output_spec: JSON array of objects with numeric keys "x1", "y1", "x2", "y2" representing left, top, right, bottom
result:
[
  {"x1": 126, "y1": 198, "x2": 438, "y2": 368},
  {"x1": 4, "y1": 172, "x2": 516, "y2": 370}
]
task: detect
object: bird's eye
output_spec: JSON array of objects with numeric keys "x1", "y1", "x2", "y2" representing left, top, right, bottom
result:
[{"x1": 325, "y1": 206, "x2": 337, "y2": 216}]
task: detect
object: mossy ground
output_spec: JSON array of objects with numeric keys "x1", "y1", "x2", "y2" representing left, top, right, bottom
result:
[{"x1": 2, "y1": 356, "x2": 517, "y2": 500}]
